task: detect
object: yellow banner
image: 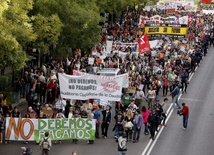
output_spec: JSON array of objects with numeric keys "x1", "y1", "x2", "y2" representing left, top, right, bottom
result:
[{"x1": 145, "y1": 26, "x2": 187, "y2": 35}]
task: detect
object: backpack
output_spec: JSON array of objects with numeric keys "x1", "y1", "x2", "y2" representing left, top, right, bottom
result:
[
  {"x1": 118, "y1": 136, "x2": 127, "y2": 151},
  {"x1": 42, "y1": 138, "x2": 49, "y2": 150},
  {"x1": 26, "y1": 148, "x2": 32, "y2": 155}
]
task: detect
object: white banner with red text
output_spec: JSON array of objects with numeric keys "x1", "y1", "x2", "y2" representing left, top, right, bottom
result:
[
  {"x1": 58, "y1": 73, "x2": 123, "y2": 101},
  {"x1": 73, "y1": 70, "x2": 129, "y2": 88}
]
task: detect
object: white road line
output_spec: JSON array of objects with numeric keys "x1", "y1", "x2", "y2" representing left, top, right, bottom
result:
[
  {"x1": 146, "y1": 106, "x2": 174, "y2": 155},
  {"x1": 141, "y1": 66, "x2": 198, "y2": 155}
]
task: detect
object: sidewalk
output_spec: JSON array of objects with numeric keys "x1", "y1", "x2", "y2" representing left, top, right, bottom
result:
[{"x1": 11, "y1": 98, "x2": 26, "y2": 108}]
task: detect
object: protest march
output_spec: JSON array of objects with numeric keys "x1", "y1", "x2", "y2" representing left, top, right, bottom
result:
[{"x1": 0, "y1": 1, "x2": 214, "y2": 153}]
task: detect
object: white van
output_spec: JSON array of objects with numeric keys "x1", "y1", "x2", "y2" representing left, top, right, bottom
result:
[{"x1": 97, "y1": 68, "x2": 120, "y2": 76}]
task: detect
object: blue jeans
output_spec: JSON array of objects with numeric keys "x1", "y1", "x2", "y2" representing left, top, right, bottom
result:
[
  {"x1": 144, "y1": 123, "x2": 149, "y2": 134},
  {"x1": 133, "y1": 124, "x2": 141, "y2": 141},
  {"x1": 183, "y1": 115, "x2": 188, "y2": 128},
  {"x1": 14, "y1": 91, "x2": 20, "y2": 103},
  {"x1": 115, "y1": 124, "x2": 123, "y2": 137},
  {"x1": 118, "y1": 151, "x2": 126, "y2": 155},
  {"x1": 173, "y1": 94, "x2": 180, "y2": 108}
]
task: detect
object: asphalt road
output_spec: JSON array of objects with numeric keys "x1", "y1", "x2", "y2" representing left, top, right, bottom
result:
[
  {"x1": 148, "y1": 47, "x2": 214, "y2": 155},
  {"x1": 1, "y1": 47, "x2": 214, "y2": 155}
]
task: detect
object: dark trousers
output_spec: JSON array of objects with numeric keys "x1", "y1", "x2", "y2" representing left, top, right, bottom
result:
[
  {"x1": 181, "y1": 81, "x2": 188, "y2": 93},
  {"x1": 149, "y1": 123, "x2": 157, "y2": 139},
  {"x1": 183, "y1": 115, "x2": 189, "y2": 129},
  {"x1": 95, "y1": 122, "x2": 100, "y2": 138},
  {"x1": 42, "y1": 149, "x2": 49, "y2": 155},
  {"x1": 101, "y1": 122, "x2": 109, "y2": 137},
  {"x1": 125, "y1": 128, "x2": 132, "y2": 140},
  {"x1": 163, "y1": 85, "x2": 168, "y2": 96},
  {"x1": 162, "y1": 113, "x2": 167, "y2": 125}
]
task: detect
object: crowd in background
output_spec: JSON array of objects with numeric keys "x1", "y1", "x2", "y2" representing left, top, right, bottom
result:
[{"x1": 0, "y1": 5, "x2": 214, "y2": 146}]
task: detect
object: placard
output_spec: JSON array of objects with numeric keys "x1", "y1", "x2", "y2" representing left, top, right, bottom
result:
[{"x1": 127, "y1": 87, "x2": 136, "y2": 94}]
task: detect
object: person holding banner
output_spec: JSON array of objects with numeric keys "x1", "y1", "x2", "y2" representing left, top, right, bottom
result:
[{"x1": 83, "y1": 100, "x2": 93, "y2": 116}]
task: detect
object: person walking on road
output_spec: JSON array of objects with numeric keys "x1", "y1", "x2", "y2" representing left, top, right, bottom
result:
[
  {"x1": 148, "y1": 109, "x2": 159, "y2": 140},
  {"x1": 170, "y1": 84, "x2": 181, "y2": 109},
  {"x1": 132, "y1": 110, "x2": 142, "y2": 143},
  {"x1": 101, "y1": 105, "x2": 111, "y2": 138},
  {"x1": 181, "y1": 103, "x2": 189, "y2": 130},
  {"x1": 161, "y1": 98, "x2": 168, "y2": 126},
  {"x1": 39, "y1": 132, "x2": 52, "y2": 155},
  {"x1": 142, "y1": 106, "x2": 150, "y2": 135},
  {"x1": 181, "y1": 69, "x2": 189, "y2": 93},
  {"x1": 114, "y1": 109, "x2": 124, "y2": 139},
  {"x1": 116, "y1": 131, "x2": 127, "y2": 155}
]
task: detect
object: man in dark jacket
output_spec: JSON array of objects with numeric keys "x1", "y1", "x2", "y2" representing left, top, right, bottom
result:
[
  {"x1": 181, "y1": 69, "x2": 189, "y2": 93},
  {"x1": 116, "y1": 131, "x2": 127, "y2": 155},
  {"x1": 148, "y1": 109, "x2": 159, "y2": 140},
  {"x1": 101, "y1": 105, "x2": 111, "y2": 138}
]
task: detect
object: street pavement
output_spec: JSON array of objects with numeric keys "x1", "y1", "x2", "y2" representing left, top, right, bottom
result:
[
  {"x1": 1, "y1": 48, "x2": 213, "y2": 155},
  {"x1": 148, "y1": 47, "x2": 214, "y2": 155}
]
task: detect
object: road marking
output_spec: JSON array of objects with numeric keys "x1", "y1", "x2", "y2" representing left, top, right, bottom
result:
[
  {"x1": 179, "y1": 98, "x2": 204, "y2": 102},
  {"x1": 141, "y1": 66, "x2": 198, "y2": 155}
]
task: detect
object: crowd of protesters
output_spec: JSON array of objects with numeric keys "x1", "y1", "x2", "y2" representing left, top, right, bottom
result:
[{"x1": 0, "y1": 4, "x2": 214, "y2": 148}]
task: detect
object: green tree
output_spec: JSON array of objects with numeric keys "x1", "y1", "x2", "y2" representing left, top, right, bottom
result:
[
  {"x1": 31, "y1": 14, "x2": 63, "y2": 53},
  {"x1": 0, "y1": 0, "x2": 35, "y2": 70},
  {"x1": 32, "y1": 0, "x2": 102, "y2": 55}
]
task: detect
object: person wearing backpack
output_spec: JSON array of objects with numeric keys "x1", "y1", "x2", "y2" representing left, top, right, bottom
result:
[
  {"x1": 116, "y1": 131, "x2": 127, "y2": 155},
  {"x1": 39, "y1": 132, "x2": 52, "y2": 155}
]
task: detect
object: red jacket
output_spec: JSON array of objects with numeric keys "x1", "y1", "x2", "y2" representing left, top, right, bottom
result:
[{"x1": 182, "y1": 106, "x2": 189, "y2": 116}]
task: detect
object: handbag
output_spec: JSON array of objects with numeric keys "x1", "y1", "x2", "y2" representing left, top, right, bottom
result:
[{"x1": 125, "y1": 121, "x2": 133, "y2": 129}]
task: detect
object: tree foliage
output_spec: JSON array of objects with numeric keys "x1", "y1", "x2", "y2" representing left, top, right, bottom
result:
[
  {"x1": 0, "y1": 0, "x2": 35, "y2": 70},
  {"x1": 32, "y1": 14, "x2": 63, "y2": 53},
  {"x1": 32, "y1": 0, "x2": 102, "y2": 53},
  {"x1": 0, "y1": 0, "x2": 154, "y2": 70}
]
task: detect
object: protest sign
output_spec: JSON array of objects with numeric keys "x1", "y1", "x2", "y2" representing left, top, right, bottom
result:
[
  {"x1": 127, "y1": 87, "x2": 136, "y2": 94},
  {"x1": 58, "y1": 73, "x2": 123, "y2": 101},
  {"x1": 145, "y1": 26, "x2": 187, "y2": 35},
  {"x1": 88, "y1": 57, "x2": 94, "y2": 65},
  {"x1": 5, "y1": 117, "x2": 96, "y2": 141},
  {"x1": 73, "y1": 70, "x2": 129, "y2": 88},
  {"x1": 42, "y1": 109, "x2": 54, "y2": 117}
]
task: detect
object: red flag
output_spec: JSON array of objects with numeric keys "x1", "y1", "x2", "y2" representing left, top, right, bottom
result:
[
  {"x1": 188, "y1": 14, "x2": 192, "y2": 26},
  {"x1": 138, "y1": 34, "x2": 150, "y2": 54}
]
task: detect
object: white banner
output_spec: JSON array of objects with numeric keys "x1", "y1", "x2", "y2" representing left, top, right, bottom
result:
[
  {"x1": 73, "y1": 70, "x2": 129, "y2": 88},
  {"x1": 106, "y1": 40, "x2": 113, "y2": 54},
  {"x1": 58, "y1": 73, "x2": 123, "y2": 101},
  {"x1": 139, "y1": 15, "x2": 188, "y2": 25}
]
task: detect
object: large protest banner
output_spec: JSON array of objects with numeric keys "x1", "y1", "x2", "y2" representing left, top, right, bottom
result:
[
  {"x1": 5, "y1": 117, "x2": 96, "y2": 141},
  {"x1": 58, "y1": 73, "x2": 123, "y2": 101},
  {"x1": 73, "y1": 70, "x2": 129, "y2": 88},
  {"x1": 145, "y1": 26, "x2": 187, "y2": 35}
]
